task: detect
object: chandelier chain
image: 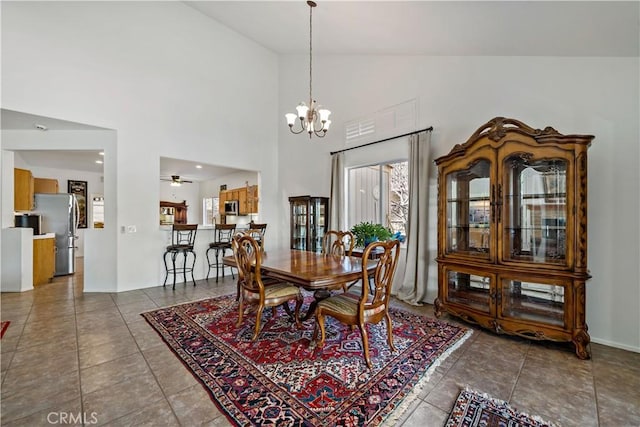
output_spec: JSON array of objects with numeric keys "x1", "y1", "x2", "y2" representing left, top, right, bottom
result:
[{"x1": 309, "y1": 3, "x2": 313, "y2": 105}]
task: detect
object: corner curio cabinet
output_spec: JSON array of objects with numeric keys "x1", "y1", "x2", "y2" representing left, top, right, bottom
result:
[
  {"x1": 434, "y1": 117, "x2": 593, "y2": 359},
  {"x1": 289, "y1": 196, "x2": 329, "y2": 252}
]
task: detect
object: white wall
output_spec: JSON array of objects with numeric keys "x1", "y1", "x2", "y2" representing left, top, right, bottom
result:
[
  {"x1": 278, "y1": 54, "x2": 640, "y2": 352},
  {"x1": 2, "y1": 1, "x2": 281, "y2": 291}
]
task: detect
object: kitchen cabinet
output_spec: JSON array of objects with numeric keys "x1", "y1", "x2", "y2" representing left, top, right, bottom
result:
[
  {"x1": 33, "y1": 236, "x2": 55, "y2": 285},
  {"x1": 289, "y1": 196, "x2": 329, "y2": 252},
  {"x1": 14, "y1": 168, "x2": 34, "y2": 211},
  {"x1": 160, "y1": 200, "x2": 187, "y2": 225},
  {"x1": 245, "y1": 185, "x2": 259, "y2": 214},
  {"x1": 219, "y1": 185, "x2": 259, "y2": 216},
  {"x1": 34, "y1": 177, "x2": 59, "y2": 194},
  {"x1": 434, "y1": 117, "x2": 593, "y2": 359}
]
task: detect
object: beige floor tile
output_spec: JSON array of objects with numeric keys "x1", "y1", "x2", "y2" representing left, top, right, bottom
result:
[
  {"x1": 0, "y1": 371, "x2": 80, "y2": 423},
  {"x1": 78, "y1": 334, "x2": 139, "y2": 369},
  {"x1": 105, "y1": 399, "x2": 181, "y2": 427},
  {"x1": 0, "y1": 397, "x2": 83, "y2": 427},
  {"x1": 167, "y1": 383, "x2": 222, "y2": 425},
  {"x1": 396, "y1": 400, "x2": 449, "y2": 427},
  {"x1": 80, "y1": 352, "x2": 152, "y2": 394},
  {"x1": 142, "y1": 344, "x2": 200, "y2": 396},
  {"x1": 81, "y1": 373, "x2": 165, "y2": 425}
]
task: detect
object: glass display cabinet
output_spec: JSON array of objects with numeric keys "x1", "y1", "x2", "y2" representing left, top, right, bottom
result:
[
  {"x1": 434, "y1": 117, "x2": 593, "y2": 359},
  {"x1": 289, "y1": 196, "x2": 329, "y2": 252}
]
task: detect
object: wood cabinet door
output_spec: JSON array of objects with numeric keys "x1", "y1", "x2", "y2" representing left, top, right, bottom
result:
[
  {"x1": 34, "y1": 178, "x2": 59, "y2": 194},
  {"x1": 237, "y1": 187, "x2": 248, "y2": 215},
  {"x1": 33, "y1": 238, "x2": 55, "y2": 285},
  {"x1": 14, "y1": 168, "x2": 34, "y2": 211}
]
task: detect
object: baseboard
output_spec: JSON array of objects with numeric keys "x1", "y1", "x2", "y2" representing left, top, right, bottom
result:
[{"x1": 591, "y1": 337, "x2": 640, "y2": 353}]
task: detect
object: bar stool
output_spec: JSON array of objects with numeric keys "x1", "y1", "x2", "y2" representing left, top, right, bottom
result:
[
  {"x1": 206, "y1": 223, "x2": 236, "y2": 282},
  {"x1": 163, "y1": 224, "x2": 198, "y2": 290},
  {"x1": 248, "y1": 221, "x2": 267, "y2": 249}
]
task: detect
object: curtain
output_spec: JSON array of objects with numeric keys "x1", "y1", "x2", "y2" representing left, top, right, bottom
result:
[
  {"x1": 329, "y1": 152, "x2": 345, "y2": 231},
  {"x1": 392, "y1": 131, "x2": 431, "y2": 305}
]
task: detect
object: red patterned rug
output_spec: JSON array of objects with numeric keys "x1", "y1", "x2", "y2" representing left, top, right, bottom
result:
[
  {"x1": 445, "y1": 388, "x2": 559, "y2": 427},
  {"x1": 0, "y1": 321, "x2": 10, "y2": 339},
  {"x1": 142, "y1": 294, "x2": 471, "y2": 426}
]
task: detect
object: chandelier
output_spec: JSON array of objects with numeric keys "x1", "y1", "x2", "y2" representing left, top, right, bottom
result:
[{"x1": 285, "y1": 1, "x2": 331, "y2": 138}]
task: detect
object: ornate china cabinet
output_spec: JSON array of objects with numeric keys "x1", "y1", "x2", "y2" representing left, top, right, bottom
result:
[
  {"x1": 289, "y1": 196, "x2": 329, "y2": 252},
  {"x1": 434, "y1": 117, "x2": 593, "y2": 359}
]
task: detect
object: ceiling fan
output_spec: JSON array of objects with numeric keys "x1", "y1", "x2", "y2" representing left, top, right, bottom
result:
[{"x1": 161, "y1": 175, "x2": 193, "y2": 186}]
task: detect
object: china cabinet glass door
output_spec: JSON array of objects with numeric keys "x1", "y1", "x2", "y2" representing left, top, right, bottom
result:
[
  {"x1": 502, "y1": 154, "x2": 570, "y2": 266},
  {"x1": 500, "y1": 278, "x2": 567, "y2": 328},
  {"x1": 445, "y1": 158, "x2": 492, "y2": 259},
  {"x1": 310, "y1": 199, "x2": 326, "y2": 252},
  {"x1": 445, "y1": 268, "x2": 494, "y2": 314},
  {"x1": 291, "y1": 201, "x2": 307, "y2": 250}
]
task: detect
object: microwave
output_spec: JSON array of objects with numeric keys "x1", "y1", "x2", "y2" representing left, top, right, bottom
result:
[
  {"x1": 15, "y1": 213, "x2": 42, "y2": 235},
  {"x1": 224, "y1": 200, "x2": 239, "y2": 215}
]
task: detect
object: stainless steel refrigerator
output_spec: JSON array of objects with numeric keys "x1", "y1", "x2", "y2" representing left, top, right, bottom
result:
[{"x1": 32, "y1": 193, "x2": 78, "y2": 276}]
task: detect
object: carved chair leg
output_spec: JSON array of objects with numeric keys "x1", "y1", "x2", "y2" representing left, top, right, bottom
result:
[
  {"x1": 253, "y1": 306, "x2": 264, "y2": 341},
  {"x1": 236, "y1": 297, "x2": 245, "y2": 327},
  {"x1": 358, "y1": 323, "x2": 372, "y2": 369},
  {"x1": 384, "y1": 312, "x2": 396, "y2": 352},
  {"x1": 293, "y1": 295, "x2": 302, "y2": 329},
  {"x1": 316, "y1": 311, "x2": 326, "y2": 347}
]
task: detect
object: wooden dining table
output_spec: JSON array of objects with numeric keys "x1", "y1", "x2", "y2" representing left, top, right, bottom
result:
[{"x1": 223, "y1": 248, "x2": 377, "y2": 320}]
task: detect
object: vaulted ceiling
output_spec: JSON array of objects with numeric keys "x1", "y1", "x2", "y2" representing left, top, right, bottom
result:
[{"x1": 4, "y1": 1, "x2": 638, "y2": 179}]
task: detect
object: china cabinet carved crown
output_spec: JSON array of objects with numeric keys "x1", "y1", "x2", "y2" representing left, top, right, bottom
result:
[{"x1": 434, "y1": 117, "x2": 593, "y2": 359}]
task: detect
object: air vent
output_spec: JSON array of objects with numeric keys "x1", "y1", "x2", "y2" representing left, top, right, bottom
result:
[
  {"x1": 344, "y1": 99, "x2": 416, "y2": 144},
  {"x1": 345, "y1": 119, "x2": 375, "y2": 141}
]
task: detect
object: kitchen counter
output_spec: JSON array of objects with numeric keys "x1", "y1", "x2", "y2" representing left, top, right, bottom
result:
[{"x1": 34, "y1": 233, "x2": 55, "y2": 240}]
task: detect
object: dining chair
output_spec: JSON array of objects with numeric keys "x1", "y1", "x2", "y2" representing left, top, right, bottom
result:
[
  {"x1": 232, "y1": 234, "x2": 302, "y2": 341},
  {"x1": 206, "y1": 223, "x2": 236, "y2": 282},
  {"x1": 234, "y1": 227, "x2": 270, "y2": 300},
  {"x1": 322, "y1": 230, "x2": 356, "y2": 292},
  {"x1": 313, "y1": 239, "x2": 401, "y2": 368},
  {"x1": 163, "y1": 224, "x2": 198, "y2": 290},
  {"x1": 321, "y1": 230, "x2": 355, "y2": 257}
]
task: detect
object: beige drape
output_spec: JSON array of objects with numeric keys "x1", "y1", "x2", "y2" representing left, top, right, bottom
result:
[
  {"x1": 392, "y1": 131, "x2": 431, "y2": 304},
  {"x1": 329, "y1": 152, "x2": 344, "y2": 231}
]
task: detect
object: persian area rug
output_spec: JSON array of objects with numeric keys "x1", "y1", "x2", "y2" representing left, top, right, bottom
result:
[
  {"x1": 0, "y1": 321, "x2": 10, "y2": 339},
  {"x1": 142, "y1": 294, "x2": 471, "y2": 426},
  {"x1": 445, "y1": 388, "x2": 559, "y2": 427}
]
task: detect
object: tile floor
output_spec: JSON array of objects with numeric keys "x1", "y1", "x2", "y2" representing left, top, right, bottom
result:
[{"x1": 1, "y1": 259, "x2": 639, "y2": 426}]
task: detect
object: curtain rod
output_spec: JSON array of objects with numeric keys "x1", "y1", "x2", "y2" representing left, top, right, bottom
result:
[{"x1": 330, "y1": 126, "x2": 433, "y2": 156}]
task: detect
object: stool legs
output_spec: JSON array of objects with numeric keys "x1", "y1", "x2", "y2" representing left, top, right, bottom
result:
[
  {"x1": 206, "y1": 246, "x2": 235, "y2": 283},
  {"x1": 163, "y1": 249, "x2": 196, "y2": 290}
]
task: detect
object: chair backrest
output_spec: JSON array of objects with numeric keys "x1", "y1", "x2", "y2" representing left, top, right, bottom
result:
[
  {"x1": 246, "y1": 223, "x2": 267, "y2": 247},
  {"x1": 360, "y1": 239, "x2": 401, "y2": 313},
  {"x1": 171, "y1": 224, "x2": 198, "y2": 247},
  {"x1": 232, "y1": 234, "x2": 265, "y2": 294},
  {"x1": 215, "y1": 223, "x2": 236, "y2": 244},
  {"x1": 322, "y1": 230, "x2": 355, "y2": 256}
]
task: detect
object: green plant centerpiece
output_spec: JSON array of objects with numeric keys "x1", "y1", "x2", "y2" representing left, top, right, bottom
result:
[{"x1": 350, "y1": 221, "x2": 393, "y2": 247}]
